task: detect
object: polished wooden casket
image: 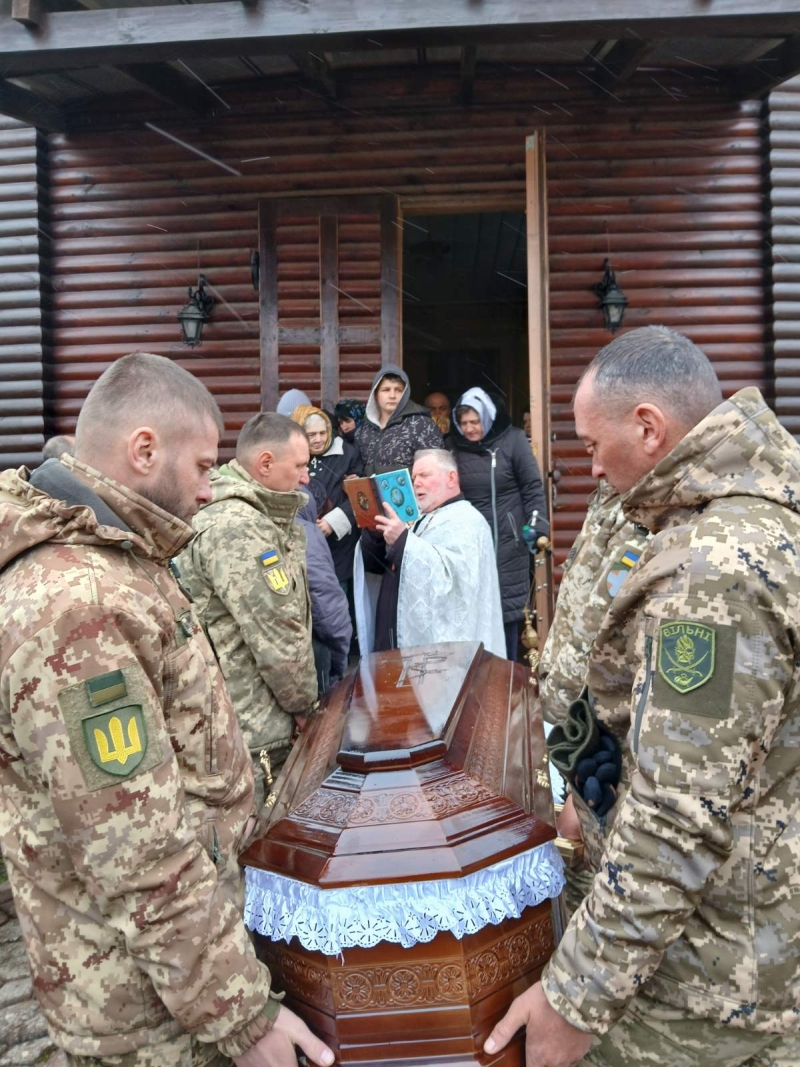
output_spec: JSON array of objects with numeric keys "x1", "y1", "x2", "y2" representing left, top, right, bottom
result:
[{"x1": 242, "y1": 641, "x2": 564, "y2": 1066}]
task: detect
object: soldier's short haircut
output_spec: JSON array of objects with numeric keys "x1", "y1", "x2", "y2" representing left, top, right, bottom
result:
[
  {"x1": 41, "y1": 435, "x2": 75, "y2": 461},
  {"x1": 75, "y1": 353, "x2": 224, "y2": 456},
  {"x1": 581, "y1": 326, "x2": 723, "y2": 427},
  {"x1": 413, "y1": 448, "x2": 458, "y2": 475},
  {"x1": 236, "y1": 411, "x2": 306, "y2": 461}
]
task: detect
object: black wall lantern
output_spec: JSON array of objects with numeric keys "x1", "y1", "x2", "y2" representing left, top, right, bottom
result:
[
  {"x1": 594, "y1": 258, "x2": 628, "y2": 333},
  {"x1": 177, "y1": 274, "x2": 214, "y2": 347}
]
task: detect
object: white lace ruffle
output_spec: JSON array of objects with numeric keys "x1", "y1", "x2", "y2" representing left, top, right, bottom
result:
[{"x1": 243, "y1": 840, "x2": 565, "y2": 956}]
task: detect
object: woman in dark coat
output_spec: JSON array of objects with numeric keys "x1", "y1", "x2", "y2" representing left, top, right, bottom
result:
[
  {"x1": 449, "y1": 386, "x2": 548, "y2": 660},
  {"x1": 290, "y1": 405, "x2": 363, "y2": 584},
  {"x1": 356, "y1": 364, "x2": 443, "y2": 476}
]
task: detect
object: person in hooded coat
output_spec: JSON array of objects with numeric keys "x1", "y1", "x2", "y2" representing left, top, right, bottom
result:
[
  {"x1": 449, "y1": 386, "x2": 548, "y2": 660},
  {"x1": 355, "y1": 365, "x2": 443, "y2": 476}
]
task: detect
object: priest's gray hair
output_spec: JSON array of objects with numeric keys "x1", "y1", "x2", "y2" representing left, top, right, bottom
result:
[
  {"x1": 579, "y1": 326, "x2": 722, "y2": 428},
  {"x1": 414, "y1": 448, "x2": 458, "y2": 474},
  {"x1": 75, "y1": 352, "x2": 224, "y2": 457}
]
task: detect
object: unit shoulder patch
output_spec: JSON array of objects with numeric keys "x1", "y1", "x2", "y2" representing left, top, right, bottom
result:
[
  {"x1": 257, "y1": 549, "x2": 291, "y2": 596},
  {"x1": 658, "y1": 620, "x2": 715, "y2": 694},
  {"x1": 652, "y1": 620, "x2": 736, "y2": 720},
  {"x1": 58, "y1": 664, "x2": 164, "y2": 790},
  {"x1": 605, "y1": 544, "x2": 641, "y2": 599}
]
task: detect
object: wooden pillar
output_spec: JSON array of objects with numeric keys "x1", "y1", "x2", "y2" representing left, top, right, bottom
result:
[{"x1": 525, "y1": 130, "x2": 555, "y2": 643}]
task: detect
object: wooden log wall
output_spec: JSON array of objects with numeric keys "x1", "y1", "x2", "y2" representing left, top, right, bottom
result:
[
  {"x1": 34, "y1": 68, "x2": 771, "y2": 562},
  {"x1": 768, "y1": 75, "x2": 800, "y2": 441},
  {"x1": 0, "y1": 116, "x2": 47, "y2": 468}
]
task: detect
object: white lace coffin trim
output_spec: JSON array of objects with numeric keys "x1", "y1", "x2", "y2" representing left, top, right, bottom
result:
[{"x1": 243, "y1": 840, "x2": 565, "y2": 956}]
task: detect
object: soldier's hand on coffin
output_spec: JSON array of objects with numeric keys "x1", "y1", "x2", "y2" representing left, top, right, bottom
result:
[
  {"x1": 484, "y1": 980, "x2": 594, "y2": 1067},
  {"x1": 374, "y1": 501, "x2": 406, "y2": 545},
  {"x1": 233, "y1": 1004, "x2": 335, "y2": 1067},
  {"x1": 556, "y1": 793, "x2": 583, "y2": 841}
]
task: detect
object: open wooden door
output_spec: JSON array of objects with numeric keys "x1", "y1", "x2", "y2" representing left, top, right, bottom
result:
[
  {"x1": 525, "y1": 132, "x2": 555, "y2": 649},
  {"x1": 258, "y1": 195, "x2": 401, "y2": 410}
]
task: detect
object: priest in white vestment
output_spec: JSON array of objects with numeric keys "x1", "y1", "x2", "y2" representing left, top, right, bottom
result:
[{"x1": 354, "y1": 448, "x2": 506, "y2": 658}]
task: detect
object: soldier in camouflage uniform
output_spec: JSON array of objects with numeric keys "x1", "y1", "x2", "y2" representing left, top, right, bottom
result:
[
  {"x1": 175, "y1": 413, "x2": 318, "y2": 800},
  {"x1": 0, "y1": 354, "x2": 333, "y2": 1067},
  {"x1": 487, "y1": 327, "x2": 800, "y2": 1067},
  {"x1": 538, "y1": 484, "x2": 650, "y2": 915},
  {"x1": 539, "y1": 481, "x2": 650, "y2": 723}
]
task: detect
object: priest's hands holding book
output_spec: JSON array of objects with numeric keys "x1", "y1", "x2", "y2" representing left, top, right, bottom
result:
[
  {"x1": 374, "y1": 501, "x2": 407, "y2": 545},
  {"x1": 234, "y1": 1004, "x2": 335, "y2": 1067},
  {"x1": 484, "y1": 981, "x2": 594, "y2": 1067}
]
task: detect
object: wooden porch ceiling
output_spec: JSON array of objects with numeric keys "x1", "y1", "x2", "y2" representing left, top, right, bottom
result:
[{"x1": 0, "y1": 0, "x2": 799, "y2": 130}]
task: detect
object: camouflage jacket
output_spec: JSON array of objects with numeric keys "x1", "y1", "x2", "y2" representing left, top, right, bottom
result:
[
  {"x1": 542, "y1": 388, "x2": 800, "y2": 1035},
  {"x1": 0, "y1": 458, "x2": 276, "y2": 1058},
  {"x1": 539, "y1": 482, "x2": 650, "y2": 722},
  {"x1": 174, "y1": 460, "x2": 317, "y2": 758}
]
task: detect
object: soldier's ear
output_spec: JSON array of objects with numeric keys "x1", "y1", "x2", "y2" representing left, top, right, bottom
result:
[
  {"x1": 127, "y1": 426, "x2": 158, "y2": 474},
  {"x1": 254, "y1": 448, "x2": 275, "y2": 478},
  {"x1": 634, "y1": 403, "x2": 668, "y2": 457}
]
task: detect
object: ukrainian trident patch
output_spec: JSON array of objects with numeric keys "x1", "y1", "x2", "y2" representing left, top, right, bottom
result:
[
  {"x1": 259, "y1": 549, "x2": 290, "y2": 595},
  {"x1": 82, "y1": 705, "x2": 147, "y2": 776},
  {"x1": 658, "y1": 621, "x2": 715, "y2": 694}
]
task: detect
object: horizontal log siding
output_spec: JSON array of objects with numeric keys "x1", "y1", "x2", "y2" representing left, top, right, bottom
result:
[
  {"x1": 43, "y1": 69, "x2": 770, "y2": 559},
  {"x1": 768, "y1": 75, "x2": 800, "y2": 441},
  {"x1": 0, "y1": 116, "x2": 45, "y2": 468}
]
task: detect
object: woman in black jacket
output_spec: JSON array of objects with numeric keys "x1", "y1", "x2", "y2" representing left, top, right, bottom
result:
[{"x1": 449, "y1": 386, "x2": 548, "y2": 660}]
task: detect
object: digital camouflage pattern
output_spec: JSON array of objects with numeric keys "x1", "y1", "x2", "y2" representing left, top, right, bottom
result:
[
  {"x1": 542, "y1": 388, "x2": 800, "y2": 1037},
  {"x1": 0, "y1": 457, "x2": 277, "y2": 1059},
  {"x1": 174, "y1": 460, "x2": 317, "y2": 766},
  {"x1": 538, "y1": 482, "x2": 650, "y2": 723}
]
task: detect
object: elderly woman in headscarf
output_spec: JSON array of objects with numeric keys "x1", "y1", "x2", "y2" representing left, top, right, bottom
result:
[
  {"x1": 448, "y1": 387, "x2": 548, "y2": 661},
  {"x1": 290, "y1": 405, "x2": 364, "y2": 588}
]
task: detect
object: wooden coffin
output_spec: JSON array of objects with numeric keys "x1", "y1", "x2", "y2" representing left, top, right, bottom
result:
[{"x1": 242, "y1": 641, "x2": 564, "y2": 1066}]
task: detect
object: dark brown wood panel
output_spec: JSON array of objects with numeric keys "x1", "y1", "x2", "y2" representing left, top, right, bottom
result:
[
  {"x1": 0, "y1": 116, "x2": 44, "y2": 469},
  {"x1": 41, "y1": 68, "x2": 769, "y2": 546},
  {"x1": 768, "y1": 75, "x2": 800, "y2": 441}
]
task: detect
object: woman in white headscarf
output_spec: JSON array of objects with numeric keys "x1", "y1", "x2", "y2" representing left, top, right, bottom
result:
[{"x1": 449, "y1": 387, "x2": 548, "y2": 660}]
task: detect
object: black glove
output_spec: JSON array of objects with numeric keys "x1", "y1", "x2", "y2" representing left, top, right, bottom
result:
[{"x1": 548, "y1": 690, "x2": 622, "y2": 818}]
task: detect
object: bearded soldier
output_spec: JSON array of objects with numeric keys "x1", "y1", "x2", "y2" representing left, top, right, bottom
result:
[
  {"x1": 0, "y1": 353, "x2": 333, "y2": 1067},
  {"x1": 487, "y1": 327, "x2": 800, "y2": 1067}
]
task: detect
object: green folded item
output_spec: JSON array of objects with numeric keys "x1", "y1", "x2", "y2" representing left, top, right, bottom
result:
[{"x1": 547, "y1": 690, "x2": 600, "y2": 784}]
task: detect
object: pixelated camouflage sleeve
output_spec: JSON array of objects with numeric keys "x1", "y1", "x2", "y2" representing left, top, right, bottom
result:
[
  {"x1": 4, "y1": 603, "x2": 274, "y2": 1050},
  {"x1": 198, "y1": 519, "x2": 318, "y2": 715},
  {"x1": 541, "y1": 579, "x2": 794, "y2": 1033}
]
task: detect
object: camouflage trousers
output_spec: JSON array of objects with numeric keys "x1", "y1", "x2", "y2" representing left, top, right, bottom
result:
[
  {"x1": 65, "y1": 1034, "x2": 233, "y2": 1067},
  {"x1": 563, "y1": 871, "x2": 799, "y2": 1067},
  {"x1": 582, "y1": 994, "x2": 800, "y2": 1067}
]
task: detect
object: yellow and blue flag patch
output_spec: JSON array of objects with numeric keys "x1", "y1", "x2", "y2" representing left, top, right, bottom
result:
[{"x1": 260, "y1": 549, "x2": 279, "y2": 568}]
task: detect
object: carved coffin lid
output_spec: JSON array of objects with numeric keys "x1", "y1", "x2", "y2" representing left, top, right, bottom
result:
[{"x1": 242, "y1": 641, "x2": 556, "y2": 889}]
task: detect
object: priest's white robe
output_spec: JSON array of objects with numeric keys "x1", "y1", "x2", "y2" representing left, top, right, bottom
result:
[{"x1": 354, "y1": 499, "x2": 506, "y2": 658}]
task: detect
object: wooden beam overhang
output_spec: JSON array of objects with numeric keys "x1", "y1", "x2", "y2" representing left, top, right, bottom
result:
[
  {"x1": 289, "y1": 50, "x2": 337, "y2": 99},
  {"x1": 0, "y1": 74, "x2": 65, "y2": 128},
  {"x1": 591, "y1": 39, "x2": 657, "y2": 91},
  {"x1": 728, "y1": 35, "x2": 800, "y2": 97},
  {"x1": 0, "y1": 1, "x2": 796, "y2": 77},
  {"x1": 459, "y1": 44, "x2": 477, "y2": 105},
  {"x1": 116, "y1": 62, "x2": 214, "y2": 114}
]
